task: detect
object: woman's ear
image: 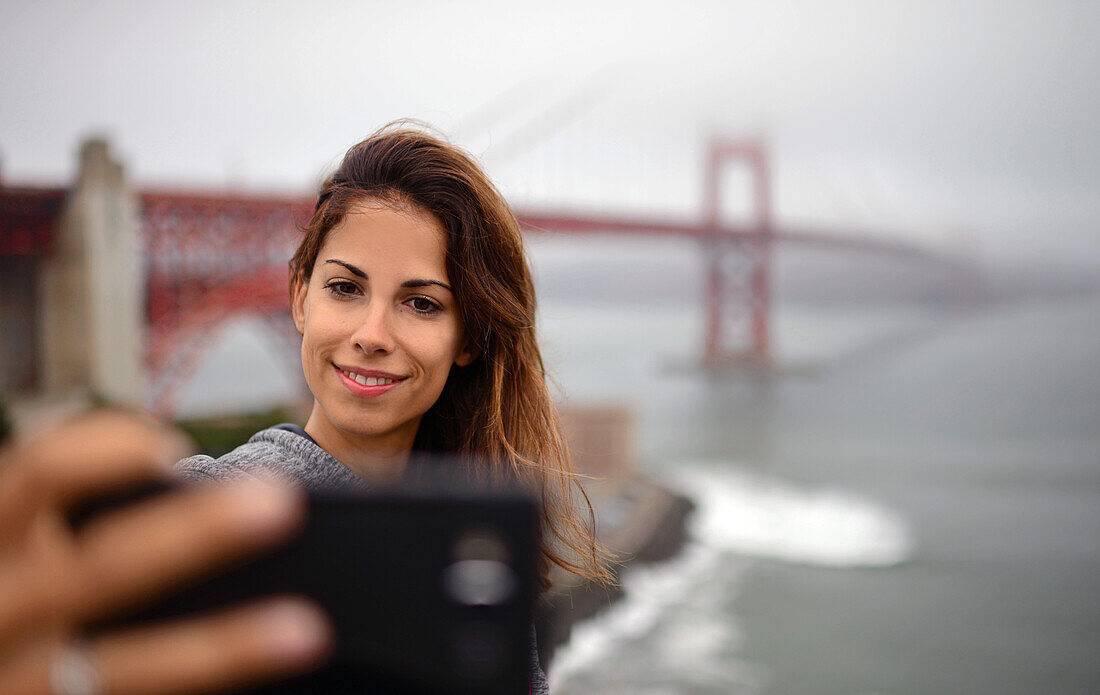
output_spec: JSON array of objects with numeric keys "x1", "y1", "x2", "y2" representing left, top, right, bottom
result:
[
  {"x1": 454, "y1": 337, "x2": 480, "y2": 367},
  {"x1": 291, "y1": 276, "x2": 308, "y2": 336}
]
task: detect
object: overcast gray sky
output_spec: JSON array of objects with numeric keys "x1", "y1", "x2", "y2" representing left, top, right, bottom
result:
[{"x1": 1, "y1": 0, "x2": 1097, "y2": 263}]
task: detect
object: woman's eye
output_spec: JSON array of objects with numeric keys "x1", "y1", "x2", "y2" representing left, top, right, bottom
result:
[
  {"x1": 325, "y1": 281, "x2": 359, "y2": 297},
  {"x1": 408, "y1": 296, "x2": 442, "y2": 314}
]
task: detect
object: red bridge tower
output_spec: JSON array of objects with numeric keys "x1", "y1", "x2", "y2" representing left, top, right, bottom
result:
[{"x1": 703, "y1": 140, "x2": 773, "y2": 367}]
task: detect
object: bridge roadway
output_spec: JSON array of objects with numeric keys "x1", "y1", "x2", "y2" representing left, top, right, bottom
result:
[{"x1": 517, "y1": 209, "x2": 961, "y2": 267}]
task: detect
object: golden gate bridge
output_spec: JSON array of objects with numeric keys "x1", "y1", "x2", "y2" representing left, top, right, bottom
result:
[{"x1": 0, "y1": 138, "x2": 976, "y2": 417}]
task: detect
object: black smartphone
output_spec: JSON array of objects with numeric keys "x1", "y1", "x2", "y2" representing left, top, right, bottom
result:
[{"x1": 77, "y1": 476, "x2": 538, "y2": 695}]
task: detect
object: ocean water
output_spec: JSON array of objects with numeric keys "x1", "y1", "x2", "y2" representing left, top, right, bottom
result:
[
  {"x1": 175, "y1": 244, "x2": 1100, "y2": 694},
  {"x1": 541, "y1": 294, "x2": 1100, "y2": 695}
]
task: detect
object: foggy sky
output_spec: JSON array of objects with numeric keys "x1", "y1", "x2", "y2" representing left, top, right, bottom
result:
[{"x1": 1, "y1": 0, "x2": 1097, "y2": 263}]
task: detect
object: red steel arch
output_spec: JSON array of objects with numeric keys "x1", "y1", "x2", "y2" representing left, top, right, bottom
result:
[{"x1": 140, "y1": 192, "x2": 312, "y2": 415}]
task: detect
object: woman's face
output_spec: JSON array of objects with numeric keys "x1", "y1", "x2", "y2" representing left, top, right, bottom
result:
[{"x1": 292, "y1": 200, "x2": 476, "y2": 454}]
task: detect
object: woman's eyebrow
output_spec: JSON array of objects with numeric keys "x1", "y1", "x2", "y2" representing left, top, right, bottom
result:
[
  {"x1": 402, "y1": 278, "x2": 452, "y2": 292},
  {"x1": 323, "y1": 259, "x2": 367, "y2": 278}
]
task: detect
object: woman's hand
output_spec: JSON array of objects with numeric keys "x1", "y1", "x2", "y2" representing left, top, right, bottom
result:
[{"x1": 0, "y1": 411, "x2": 331, "y2": 695}]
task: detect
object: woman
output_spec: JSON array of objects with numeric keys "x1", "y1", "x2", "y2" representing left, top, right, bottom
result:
[{"x1": 177, "y1": 124, "x2": 612, "y2": 691}]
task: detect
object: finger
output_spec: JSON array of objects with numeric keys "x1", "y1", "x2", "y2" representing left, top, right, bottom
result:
[
  {"x1": 0, "y1": 512, "x2": 81, "y2": 651},
  {"x1": 72, "y1": 478, "x2": 305, "y2": 622},
  {"x1": 0, "y1": 598, "x2": 331, "y2": 695},
  {"x1": 0, "y1": 631, "x2": 61, "y2": 695},
  {"x1": 0, "y1": 411, "x2": 192, "y2": 541},
  {"x1": 99, "y1": 597, "x2": 332, "y2": 695}
]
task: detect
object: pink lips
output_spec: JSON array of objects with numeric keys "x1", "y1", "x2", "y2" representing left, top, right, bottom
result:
[{"x1": 334, "y1": 364, "x2": 405, "y2": 398}]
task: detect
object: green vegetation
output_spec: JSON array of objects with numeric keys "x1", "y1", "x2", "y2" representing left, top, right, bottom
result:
[{"x1": 174, "y1": 407, "x2": 303, "y2": 458}]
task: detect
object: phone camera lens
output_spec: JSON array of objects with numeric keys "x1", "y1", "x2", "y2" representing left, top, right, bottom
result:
[{"x1": 443, "y1": 559, "x2": 517, "y2": 606}]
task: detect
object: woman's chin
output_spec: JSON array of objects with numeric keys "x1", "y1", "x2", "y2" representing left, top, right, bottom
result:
[{"x1": 311, "y1": 409, "x2": 421, "y2": 450}]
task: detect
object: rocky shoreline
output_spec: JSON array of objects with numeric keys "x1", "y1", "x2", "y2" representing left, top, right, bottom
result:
[{"x1": 535, "y1": 472, "x2": 695, "y2": 669}]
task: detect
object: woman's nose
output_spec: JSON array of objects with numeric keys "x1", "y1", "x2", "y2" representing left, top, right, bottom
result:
[{"x1": 351, "y1": 304, "x2": 396, "y2": 354}]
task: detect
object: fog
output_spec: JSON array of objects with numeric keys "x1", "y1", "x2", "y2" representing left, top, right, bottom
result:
[{"x1": 2, "y1": 0, "x2": 1098, "y2": 265}]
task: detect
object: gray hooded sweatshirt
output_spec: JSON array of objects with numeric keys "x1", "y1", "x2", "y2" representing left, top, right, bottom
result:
[{"x1": 176, "y1": 425, "x2": 549, "y2": 695}]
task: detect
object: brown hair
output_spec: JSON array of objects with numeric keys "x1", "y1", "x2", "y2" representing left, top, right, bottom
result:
[{"x1": 290, "y1": 123, "x2": 612, "y2": 590}]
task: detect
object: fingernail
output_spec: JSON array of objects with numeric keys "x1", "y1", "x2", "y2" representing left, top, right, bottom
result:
[{"x1": 259, "y1": 599, "x2": 332, "y2": 662}]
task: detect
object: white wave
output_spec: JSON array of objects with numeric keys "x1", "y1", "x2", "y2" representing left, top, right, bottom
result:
[
  {"x1": 549, "y1": 543, "x2": 731, "y2": 689},
  {"x1": 672, "y1": 463, "x2": 913, "y2": 568}
]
